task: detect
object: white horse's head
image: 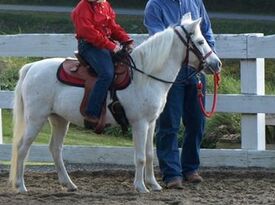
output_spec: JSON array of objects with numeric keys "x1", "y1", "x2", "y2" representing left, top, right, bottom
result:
[{"x1": 176, "y1": 12, "x2": 222, "y2": 74}]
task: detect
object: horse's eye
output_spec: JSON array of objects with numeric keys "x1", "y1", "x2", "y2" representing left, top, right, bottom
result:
[{"x1": 198, "y1": 40, "x2": 205, "y2": 45}]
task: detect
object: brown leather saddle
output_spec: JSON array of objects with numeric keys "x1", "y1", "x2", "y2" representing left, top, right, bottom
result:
[{"x1": 57, "y1": 51, "x2": 132, "y2": 134}]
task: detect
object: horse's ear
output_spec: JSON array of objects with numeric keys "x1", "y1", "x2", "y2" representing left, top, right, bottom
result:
[
  {"x1": 186, "y1": 18, "x2": 201, "y2": 33},
  {"x1": 181, "y1": 12, "x2": 192, "y2": 24}
]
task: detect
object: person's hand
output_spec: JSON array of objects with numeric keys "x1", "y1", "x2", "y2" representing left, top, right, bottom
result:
[
  {"x1": 122, "y1": 40, "x2": 134, "y2": 53},
  {"x1": 125, "y1": 42, "x2": 134, "y2": 53},
  {"x1": 113, "y1": 44, "x2": 122, "y2": 53},
  {"x1": 113, "y1": 44, "x2": 128, "y2": 60}
]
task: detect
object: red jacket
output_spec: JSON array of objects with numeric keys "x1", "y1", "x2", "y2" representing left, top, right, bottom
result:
[{"x1": 71, "y1": 0, "x2": 132, "y2": 51}]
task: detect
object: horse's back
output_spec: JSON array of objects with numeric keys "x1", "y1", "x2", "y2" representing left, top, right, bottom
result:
[
  {"x1": 26, "y1": 58, "x2": 64, "y2": 76},
  {"x1": 22, "y1": 58, "x2": 64, "y2": 85}
]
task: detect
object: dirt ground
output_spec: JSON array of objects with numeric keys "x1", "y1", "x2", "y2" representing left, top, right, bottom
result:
[{"x1": 0, "y1": 164, "x2": 275, "y2": 205}]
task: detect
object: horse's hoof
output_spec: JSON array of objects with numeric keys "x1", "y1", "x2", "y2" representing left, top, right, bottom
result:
[
  {"x1": 17, "y1": 187, "x2": 28, "y2": 193},
  {"x1": 151, "y1": 184, "x2": 162, "y2": 192},
  {"x1": 15, "y1": 184, "x2": 28, "y2": 193},
  {"x1": 135, "y1": 185, "x2": 150, "y2": 193},
  {"x1": 67, "y1": 187, "x2": 77, "y2": 192},
  {"x1": 152, "y1": 188, "x2": 162, "y2": 192},
  {"x1": 67, "y1": 186, "x2": 78, "y2": 192},
  {"x1": 64, "y1": 183, "x2": 78, "y2": 192},
  {"x1": 145, "y1": 180, "x2": 162, "y2": 191},
  {"x1": 136, "y1": 188, "x2": 150, "y2": 193}
]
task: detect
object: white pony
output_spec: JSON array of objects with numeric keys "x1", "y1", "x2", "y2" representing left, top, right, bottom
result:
[{"x1": 9, "y1": 13, "x2": 222, "y2": 193}]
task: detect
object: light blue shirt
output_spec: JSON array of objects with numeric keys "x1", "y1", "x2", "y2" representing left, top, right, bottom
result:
[{"x1": 144, "y1": 0, "x2": 215, "y2": 49}]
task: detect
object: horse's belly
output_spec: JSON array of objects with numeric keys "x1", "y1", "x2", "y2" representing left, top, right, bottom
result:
[
  {"x1": 53, "y1": 87, "x2": 117, "y2": 126},
  {"x1": 53, "y1": 87, "x2": 84, "y2": 125}
]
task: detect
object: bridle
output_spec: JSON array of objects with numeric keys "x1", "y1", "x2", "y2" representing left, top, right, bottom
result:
[
  {"x1": 174, "y1": 25, "x2": 214, "y2": 73},
  {"x1": 174, "y1": 25, "x2": 220, "y2": 118}
]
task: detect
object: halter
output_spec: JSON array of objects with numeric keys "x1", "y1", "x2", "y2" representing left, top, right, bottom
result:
[{"x1": 174, "y1": 25, "x2": 213, "y2": 73}]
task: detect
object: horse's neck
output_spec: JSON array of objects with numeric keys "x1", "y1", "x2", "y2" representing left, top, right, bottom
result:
[
  {"x1": 131, "y1": 34, "x2": 185, "y2": 90},
  {"x1": 158, "y1": 39, "x2": 186, "y2": 83}
]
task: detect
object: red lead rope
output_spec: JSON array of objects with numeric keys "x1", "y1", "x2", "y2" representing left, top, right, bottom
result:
[{"x1": 197, "y1": 73, "x2": 220, "y2": 118}]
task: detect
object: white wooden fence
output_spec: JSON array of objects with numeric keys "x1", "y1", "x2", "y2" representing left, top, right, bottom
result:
[{"x1": 1, "y1": 33, "x2": 275, "y2": 168}]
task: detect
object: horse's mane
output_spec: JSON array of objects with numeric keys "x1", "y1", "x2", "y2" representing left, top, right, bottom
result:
[{"x1": 131, "y1": 27, "x2": 175, "y2": 79}]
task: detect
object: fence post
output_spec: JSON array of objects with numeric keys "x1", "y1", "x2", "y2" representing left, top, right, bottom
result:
[
  {"x1": 0, "y1": 109, "x2": 3, "y2": 144},
  {"x1": 240, "y1": 57, "x2": 265, "y2": 150}
]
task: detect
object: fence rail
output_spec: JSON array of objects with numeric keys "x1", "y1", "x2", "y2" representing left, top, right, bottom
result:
[{"x1": 1, "y1": 33, "x2": 275, "y2": 167}]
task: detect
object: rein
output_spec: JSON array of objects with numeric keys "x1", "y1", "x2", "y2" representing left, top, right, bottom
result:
[
  {"x1": 197, "y1": 73, "x2": 220, "y2": 118},
  {"x1": 119, "y1": 25, "x2": 209, "y2": 85},
  {"x1": 125, "y1": 54, "x2": 200, "y2": 85},
  {"x1": 125, "y1": 53, "x2": 220, "y2": 118}
]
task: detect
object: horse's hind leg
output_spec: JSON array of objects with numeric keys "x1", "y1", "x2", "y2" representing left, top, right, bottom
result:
[
  {"x1": 48, "y1": 115, "x2": 77, "y2": 191},
  {"x1": 145, "y1": 121, "x2": 162, "y2": 191},
  {"x1": 15, "y1": 118, "x2": 46, "y2": 192}
]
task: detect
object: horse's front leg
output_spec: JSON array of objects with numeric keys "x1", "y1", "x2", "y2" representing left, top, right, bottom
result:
[
  {"x1": 132, "y1": 120, "x2": 149, "y2": 193},
  {"x1": 145, "y1": 121, "x2": 162, "y2": 191}
]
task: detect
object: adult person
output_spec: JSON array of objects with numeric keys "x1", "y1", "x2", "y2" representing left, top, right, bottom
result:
[
  {"x1": 144, "y1": 0, "x2": 216, "y2": 189},
  {"x1": 71, "y1": 0, "x2": 133, "y2": 126}
]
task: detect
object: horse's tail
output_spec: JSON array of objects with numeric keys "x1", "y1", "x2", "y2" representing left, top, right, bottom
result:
[{"x1": 9, "y1": 63, "x2": 33, "y2": 188}]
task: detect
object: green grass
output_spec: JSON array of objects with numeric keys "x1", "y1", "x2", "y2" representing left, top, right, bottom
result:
[
  {"x1": 0, "y1": 57, "x2": 42, "y2": 90},
  {"x1": 0, "y1": 12, "x2": 73, "y2": 35}
]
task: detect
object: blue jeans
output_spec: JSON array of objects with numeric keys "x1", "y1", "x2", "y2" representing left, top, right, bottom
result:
[
  {"x1": 156, "y1": 66, "x2": 206, "y2": 183},
  {"x1": 78, "y1": 39, "x2": 114, "y2": 118}
]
